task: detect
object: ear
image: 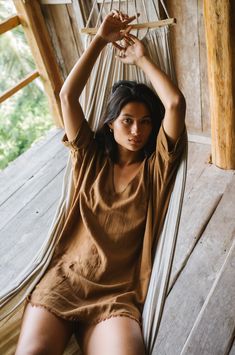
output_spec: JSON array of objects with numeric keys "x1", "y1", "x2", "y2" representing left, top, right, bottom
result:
[{"x1": 108, "y1": 122, "x2": 113, "y2": 129}]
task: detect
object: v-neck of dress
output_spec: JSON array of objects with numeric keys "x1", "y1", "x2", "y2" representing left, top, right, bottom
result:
[{"x1": 111, "y1": 160, "x2": 145, "y2": 195}]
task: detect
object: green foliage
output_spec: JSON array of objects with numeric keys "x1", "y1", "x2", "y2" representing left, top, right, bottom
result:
[{"x1": 0, "y1": 0, "x2": 53, "y2": 170}]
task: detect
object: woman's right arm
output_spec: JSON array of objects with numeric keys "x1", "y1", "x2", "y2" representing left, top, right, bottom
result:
[
  {"x1": 59, "y1": 35, "x2": 107, "y2": 141},
  {"x1": 59, "y1": 11, "x2": 136, "y2": 141}
]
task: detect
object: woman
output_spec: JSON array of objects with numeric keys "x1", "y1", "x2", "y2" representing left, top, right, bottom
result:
[{"x1": 16, "y1": 10, "x2": 186, "y2": 355}]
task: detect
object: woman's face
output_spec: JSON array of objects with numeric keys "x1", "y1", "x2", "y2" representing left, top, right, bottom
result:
[{"x1": 109, "y1": 101, "x2": 152, "y2": 153}]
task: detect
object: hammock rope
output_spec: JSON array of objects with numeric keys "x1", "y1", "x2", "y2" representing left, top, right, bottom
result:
[{"x1": 81, "y1": 0, "x2": 176, "y2": 36}]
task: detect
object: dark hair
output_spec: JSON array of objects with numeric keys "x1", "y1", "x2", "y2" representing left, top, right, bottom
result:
[{"x1": 95, "y1": 80, "x2": 165, "y2": 162}]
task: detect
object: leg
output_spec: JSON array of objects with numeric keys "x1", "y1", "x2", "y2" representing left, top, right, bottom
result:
[
  {"x1": 81, "y1": 316, "x2": 146, "y2": 355},
  {"x1": 15, "y1": 303, "x2": 73, "y2": 355}
]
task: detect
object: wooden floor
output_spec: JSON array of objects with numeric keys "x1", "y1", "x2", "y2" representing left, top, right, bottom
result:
[{"x1": 0, "y1": 127, "x2": 234, "y2": 355}]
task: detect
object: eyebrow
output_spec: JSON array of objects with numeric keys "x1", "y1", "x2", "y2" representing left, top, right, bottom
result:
[{"x1": 121, "y1": 113, "x2": 151, "y2": 119}]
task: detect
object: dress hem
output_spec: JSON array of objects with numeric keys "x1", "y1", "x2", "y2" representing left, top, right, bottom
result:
[{"x1": 26, "y1": 298, "x2": 141, "y2": 328}]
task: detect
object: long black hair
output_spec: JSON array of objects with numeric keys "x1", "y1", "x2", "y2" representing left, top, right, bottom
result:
[{"x1": 95, "y1": 80, "x2": 165, "y2": 162}]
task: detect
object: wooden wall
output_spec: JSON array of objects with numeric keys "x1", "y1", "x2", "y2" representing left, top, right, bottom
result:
[
  {"x1": 166, "y1": 0, "x2": 210, "y2": 135},
  {"x1": 40, "y1": 0, "x2": 211, "y2": 136}
]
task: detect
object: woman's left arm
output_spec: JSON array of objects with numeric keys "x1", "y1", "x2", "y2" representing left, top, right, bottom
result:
[{"x1": 117, "y1": 34, "x2": 186, "y2": 143}]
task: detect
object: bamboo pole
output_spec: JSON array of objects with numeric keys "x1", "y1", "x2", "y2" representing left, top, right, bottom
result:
[
  {"x1": 0, "y1": 15, "x2": 20, "y2": 35},
  {"x1": 0, "y1": 70, "x2": 40, "y2": 104},
  {"x1": 12, "y1": 0, "x2": 64, "y2": 127},
  {"x1": 80, "y1": 18, "x2": 176, "y2": 35},
  {"x1": 204, "y1": 0, "x2": 235, "y2": 169}
]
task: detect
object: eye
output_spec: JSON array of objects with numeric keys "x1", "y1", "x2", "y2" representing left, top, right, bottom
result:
[
  {"x1": 122, "y1": 117, "x2": 132, "y2": 125},
  {"x1": 141, "y1": 117, "x2": 152, "y2": 125}
]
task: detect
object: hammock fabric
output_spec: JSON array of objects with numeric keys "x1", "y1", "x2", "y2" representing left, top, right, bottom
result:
[{"x1": 0, "y1": 2, "x2": 187, "y2": 354}]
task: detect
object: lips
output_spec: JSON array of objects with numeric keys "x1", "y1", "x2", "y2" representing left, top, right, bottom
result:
[{"x1": 128, "y1": 138, "x2": 142, "y2": 145}]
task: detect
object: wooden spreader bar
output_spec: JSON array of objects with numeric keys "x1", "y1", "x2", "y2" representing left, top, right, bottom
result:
[{"x1": 80, "y1": 18, "x2": 176, "y2": 35}]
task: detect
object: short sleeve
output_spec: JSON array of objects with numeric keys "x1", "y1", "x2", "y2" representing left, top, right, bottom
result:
[
  {"x1": 61, "y1": 119, "x2": 95, "y2": 184},
  {"x1": 156, "y1": 123, "x2": 187, "y2": 163},
  {"x1": 149, "y1": 123, "x2": 187, "y2": 246},
  {"x1": 62, "y1": 119, "x2": 93, "y2": 153}
]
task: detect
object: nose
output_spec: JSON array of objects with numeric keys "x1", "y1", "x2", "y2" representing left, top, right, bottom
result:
[{"x1": 131, "y1": 122, "x2": 140, "y2": 136}]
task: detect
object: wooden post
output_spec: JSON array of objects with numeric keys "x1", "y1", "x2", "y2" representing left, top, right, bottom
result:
[
  {"x1": 13, "y1": 0, "x2": 64, "y2": 127},
  {"x1": 204, "y1": 1, "x2": 235, "y2": 169}
]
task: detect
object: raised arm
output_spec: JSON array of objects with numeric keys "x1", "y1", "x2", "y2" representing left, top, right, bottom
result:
[
  {"x1": 59, "y1": 12, "x2": 136, "y2": 141},
  {"x1": 117, "y1": 34, "x2": 186, "y2": 143}
]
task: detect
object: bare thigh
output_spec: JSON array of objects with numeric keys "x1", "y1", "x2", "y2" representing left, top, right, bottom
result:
[
  {"x1": 79, "y1": 316, "x2": 146, "y2": 355},
  {"x1": 15, "y1": 303, "x2": 73, "y2": 355}
]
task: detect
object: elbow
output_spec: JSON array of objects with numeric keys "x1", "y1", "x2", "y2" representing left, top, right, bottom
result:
[
  {"x1": 59, "y1": 88, "x2": 69, "y2": 101},
  {"x1": 59, "y1": 89, "x2": 76, "y2": 105},
  {"x1": 166, "y1": 93, "x2": 186, "y2": 112}
]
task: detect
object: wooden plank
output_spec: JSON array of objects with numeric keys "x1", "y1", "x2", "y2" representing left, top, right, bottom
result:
[
  {"x1": 0, "y1": 129, "x2": 64, "y2": 204},
  {"x1": 180, "y1": 241, "x2": 235, "y2": 354},
  {"x1": 185, "y1": 142, "x2": 211, "y2": 195},
  {"x1": 12, "y1": 0, "x2": 64, "y2": 127},
  {"x1": 0, "y1": 15, "x2": 20, "y2": 35},
  {"x1": 198, "y1": 0, "x2": 210, "y2": 134},
  {"x1": 0, "y1": 70, "x2": 40, "y2": 104},
  {"x1": 229, "y1": 339, "x2": 235, "y2": 355},
  {"x1": 169, "y1": 164, "x2": 234, "y2": 290},
  {"x1": 203, "y1": 1, "x2": 235, "y2": 169},
  {"x1": 166, "y1": 0, "x2": 202, "y2": 133},
  {"x1": 0, "y1": 169, "x2": 64, "y2": 290},
  {"x1": 152, "y1": 174, "x2": 235, "y2": 354},
  {"x1": 0, "y1": 146, "x2": 67, "y2": 232},
  {"x1": 188, "y1": 134, "x2": 211, "y2": 145}
]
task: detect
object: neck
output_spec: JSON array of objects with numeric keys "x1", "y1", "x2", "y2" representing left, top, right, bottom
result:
[{"x1": 116, "y1": 147, "x2": 144, "y2": 167}]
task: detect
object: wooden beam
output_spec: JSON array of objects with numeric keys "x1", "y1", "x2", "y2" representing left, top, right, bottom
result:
[
  {"x1": 12, "y1": 0, "x2": 64, "y2": 127},
  {"x1": 0, "y1": 15, "x2": 20, "y2": 35},
  {"x1": 80, "y1": 18, "x2": 176, "y2": 35},
  {"x1": 0, "y1": 70, "x2": 40, "y2": 104},
  {"x1": 204, "y1": 1, "x2": 235, "y2": 169}
]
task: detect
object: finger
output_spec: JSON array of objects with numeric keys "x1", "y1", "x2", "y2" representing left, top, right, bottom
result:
[
  {"x1": 123, "y1": 13, "x2": 140, "y2": 24},
  {"x1": 126, "y1": 33, "x2": 138, "y2": 41},
  {"x1": 115, "y1": 53, "x2": 127, "y2": 61},
  {"x1": 111, "y1": 9, "x2": 120, "y2": 19},
  {"x1": 112, "y1": 42, "x2": 125, "y2": 51},
  {"x1": 111, "y1": 9, "x2": 119, "y2": 15},
  {"x1": 124, "y1": 35, "x2": 135, "y2": 45},
  {"x1": 123, "y1": 25, "x2": 132, "y2": 35},
  {"x1": 123, "y1": 37, "x2": 133, "y2": 46},
  {"x1": 124, "y1": 33, "x2": 135, "y2": 44}
]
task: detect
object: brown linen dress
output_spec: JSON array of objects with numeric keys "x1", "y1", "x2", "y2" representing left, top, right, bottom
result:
[{"x1": 29, "y1": 118, "x2": 186, "y2": 326}]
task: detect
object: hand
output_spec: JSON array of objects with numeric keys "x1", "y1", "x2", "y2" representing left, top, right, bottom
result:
[
  {"x1": 115, "y1": 34, "x2": 148, "y2": 65},
  {"x1": 97, "y1": 10, "x2": 137, "y2": 44}
]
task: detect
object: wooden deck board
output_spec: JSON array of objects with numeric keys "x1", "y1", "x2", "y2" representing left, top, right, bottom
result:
[
  {"x1": 0, "y1": 146, "x2": 67, "y2": 231},
  {"x1": 229, "y1": 339, "x2": 235, "y2": 355},
  {"x1": 152, "y1": 175, "x2": 235, "y2": 354},
  {"x1": 0, "y1": 128, "x2": 64, "y2": 205},
  {"x1": 181, "y1": 240, "x2": 235, "y2": 355},
  {"x1": 170, "y1": 164, "x2": 234, "y2": 289},
  {"x1": 0, "y1": 170, "x2": 65, "y2": 290}
]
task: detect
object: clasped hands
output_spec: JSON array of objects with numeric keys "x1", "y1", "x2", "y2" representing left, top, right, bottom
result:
[{"x1": 97, "y1": 10, "x2": 147, "y2": 65}]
